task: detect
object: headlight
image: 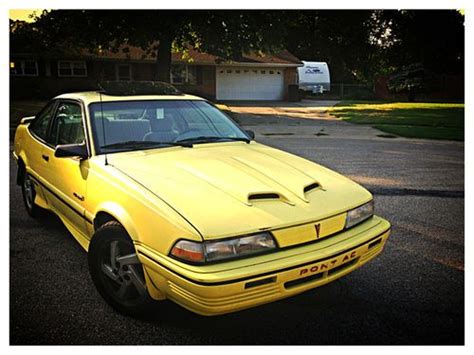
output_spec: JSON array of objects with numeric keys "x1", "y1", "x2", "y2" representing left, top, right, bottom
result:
[
  {"x1": 170, "y1": 232, "x2": 277, "y2": 263},
  {"x1": 345, "y1": 200, "x2": 374, "y2": 229},
  {"x1": 205, "y1": 233, "x2": 277, "y2": 262}
]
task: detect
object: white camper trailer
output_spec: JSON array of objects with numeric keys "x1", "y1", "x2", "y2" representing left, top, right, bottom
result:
[{"x1": 297, "y1": 61, "x2": 331, "y2": 94}]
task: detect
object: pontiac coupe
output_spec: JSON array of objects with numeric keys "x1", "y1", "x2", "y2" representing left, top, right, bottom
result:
[{"x1": 13, "y1": 82, "x2": 391, "y2": 316}]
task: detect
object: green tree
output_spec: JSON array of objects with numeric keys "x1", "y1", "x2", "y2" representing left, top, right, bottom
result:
[
  {"x1": 28, "y1": 10, "x2": 288, "y2": 82},
  {"x1": 282, "y1": 10, "x2": 464, "y2": 84},
  {"x1": 10, "y1": 19, "x2": 45, "y2": 54},
  {"x1": 11, "y1": 9, "x2": 464, "y2": 89},
  {"x1": 378, "y1": 10, "x2": 464, "y2": 74},
  {"x1": 283, "y1": 10, "x2": 381, "y2": 83}
]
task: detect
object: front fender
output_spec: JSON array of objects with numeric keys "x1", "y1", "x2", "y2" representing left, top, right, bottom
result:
[
  {"x1": 86, "y1": 158, "x2": 203, "y2": 255},
  {"x1": 14, "y1": 125, "x2": 30, "y2": 173},
  {"x1": 92, "y1": 201, "x2": 140, "y2": 242}
]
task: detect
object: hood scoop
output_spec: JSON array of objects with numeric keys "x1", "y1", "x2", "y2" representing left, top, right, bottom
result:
[
  {"x1": 247, "y1": 192, "x2": 295, "y2": 206},
  {"x1": 248, "y1": 193, "x2": 280, "y2": 201},
  {"x1": 304, "y1": 182, "x2": 320, "y2": 194},
  {"x1": 301, "y1": 182, "x2": 323, "y2": 202}
]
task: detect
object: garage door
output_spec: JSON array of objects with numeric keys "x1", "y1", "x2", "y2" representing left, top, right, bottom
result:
[{"x1": 216, "y1": 67, "x2": 285, "y2": 101}]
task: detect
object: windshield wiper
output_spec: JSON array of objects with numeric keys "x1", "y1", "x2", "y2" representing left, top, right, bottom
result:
[
  {"x1": 101, "y1": 140, "x2": 193, "y2": 150},
  {"x1": 175, "y1": 136, "x2": 250, "y2": 145}
]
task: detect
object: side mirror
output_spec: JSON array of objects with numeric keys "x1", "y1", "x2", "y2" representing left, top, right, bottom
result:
[
  {"x1": 20, "y1": 116, "x2": 35, "y2": 124},
  {"x1": 245, "y1": 130, "x2": 256, "y2": 140},
  {"x1": 55, "y1": 143, "x2": 88, "y2": 159}
]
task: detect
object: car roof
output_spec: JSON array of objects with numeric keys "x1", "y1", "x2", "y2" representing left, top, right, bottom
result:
[{"x1": 54, "y1": 91, "x2": 206, "y2": 106}]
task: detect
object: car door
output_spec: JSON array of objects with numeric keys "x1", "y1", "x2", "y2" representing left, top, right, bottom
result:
[
  {"x1": 26, "y1": 100, "x2": 58, "y2": 180},
  {"x1": 40, "y1": 100, "x2": 90, "y2": 237}
]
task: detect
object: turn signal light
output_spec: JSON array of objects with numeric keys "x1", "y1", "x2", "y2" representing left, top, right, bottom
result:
[{"x1": 170, "y1": 240, "x2": 205, "y2": 263}]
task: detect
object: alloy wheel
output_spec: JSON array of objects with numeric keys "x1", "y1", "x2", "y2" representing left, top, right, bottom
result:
[
  {"x1": 100, "y1": 240, "x2": 147, "y2": 301},
  {"x1": 23, "y1": 174, "x2": 34, "y2": 210}
]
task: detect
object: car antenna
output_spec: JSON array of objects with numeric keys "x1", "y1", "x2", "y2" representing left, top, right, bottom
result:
[{"x1": 99, "y1": 90, "x2": 108, "y2": 166}]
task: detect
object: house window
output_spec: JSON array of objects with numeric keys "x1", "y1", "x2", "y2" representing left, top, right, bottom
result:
[
  {"x1": 58, "y1": 61, "x2": 87, "y2": 77},
  {"x1": 171, "y1": 65, "x2": 186, "y2": 84},
  {"x1": 10, "y1": 60, "x2": 39, "y2": 77},
  {"x1": 101, "y1": 63, "x2": 116, "y2": 80},
  {"x1": 116, "y1": 64, "x2": 132, "y2": 81},
  {"x1": 187, "y1": 66, "x2": 197, "y2": 84},
  {"x1": 171, "y1": 65, "x2": 197, "y2": 85}
]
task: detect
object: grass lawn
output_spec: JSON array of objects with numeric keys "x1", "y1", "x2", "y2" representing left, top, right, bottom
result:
[{"x1": 328, "y1": 101, "x2": 464, "y2": 141}]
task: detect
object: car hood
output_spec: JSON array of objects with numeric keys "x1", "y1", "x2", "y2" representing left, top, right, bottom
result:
[{"x1": 107, "y1": 142, "x2": 372, "y2": 240}]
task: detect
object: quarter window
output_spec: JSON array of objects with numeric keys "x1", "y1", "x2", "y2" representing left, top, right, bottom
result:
[
  {"x1": 58, "y1": 61, "x2": 87, "y2": 77},
  {"x1": 50, "y1": 102, "x2": 85, "y2": 146},
  {"x1": 29, "y1": 101, "x2": 57, "y2": 141}
]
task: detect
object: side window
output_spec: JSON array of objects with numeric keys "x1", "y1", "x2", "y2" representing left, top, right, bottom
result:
[
  {"x1": 50, "y1": 102, "x2": 85, "y2": 146},
  {"x1": 29, "y1": 101, "x2": 57, "y2": 141}
]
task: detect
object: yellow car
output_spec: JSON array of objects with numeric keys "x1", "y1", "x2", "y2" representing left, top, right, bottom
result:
[{"x1": 13, "y1": 82, "x2": 391, "y2": 317}]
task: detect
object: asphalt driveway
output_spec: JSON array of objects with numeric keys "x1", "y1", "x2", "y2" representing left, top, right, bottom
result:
[{"x1": 10, "y1": 107, "x2": 464, "y2": 345}]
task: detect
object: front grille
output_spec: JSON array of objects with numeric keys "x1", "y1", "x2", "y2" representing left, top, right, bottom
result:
[
  {"x1": 245, "y1": 276, "x2": 277, "y2": 289},
  {"x1": 327, "y1": 258, "x2": 358, "y2": 276},
  {"x1": 284, "y1": 258, "x2": 359, "y2": 289},
  {"x1": 167, "y1": 280, "x2": 280, "y2": 308},
  {"x1": 284, "y1": 272, "x2": 324, "y2": 289},
  {"x1": 368, "y1": 238, "x2": 382, "y2": 249}
]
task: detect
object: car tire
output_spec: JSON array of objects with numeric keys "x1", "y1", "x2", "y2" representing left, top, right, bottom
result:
[
  {"x1": 21, "y1": 172, "x2": 40, "y2": 218},
  {"x1": 88, "y1": 221, "x2": 156, "y2": 317}
]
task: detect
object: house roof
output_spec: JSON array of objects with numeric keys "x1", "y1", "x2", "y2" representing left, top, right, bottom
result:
[{"x1": 87, "y1": 46, "x2": 302, "y2": 67}]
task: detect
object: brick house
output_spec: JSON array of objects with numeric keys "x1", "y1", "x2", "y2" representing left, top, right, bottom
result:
[{"x1": 10, "y1": 47, "x2": 302, "y2": 101}]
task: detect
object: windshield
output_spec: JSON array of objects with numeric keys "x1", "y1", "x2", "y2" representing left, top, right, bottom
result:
[{"x1": 89, "y1": 100, "x2": 249, "y2": 154}]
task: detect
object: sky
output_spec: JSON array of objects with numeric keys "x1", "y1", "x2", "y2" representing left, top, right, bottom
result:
[{"x1": 9, "y1": 9, "x2": 42, "y2": 22}]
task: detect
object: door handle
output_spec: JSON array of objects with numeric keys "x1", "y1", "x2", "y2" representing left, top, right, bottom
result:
[
  {"x1": 73, "y1": 192, "x2": 85, "y2": 201},
  {"x1": 42, "y1": 154, "x2": 49, "y2": 162}
]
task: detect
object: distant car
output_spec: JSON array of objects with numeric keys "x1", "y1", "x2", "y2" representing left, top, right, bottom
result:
[{"x1": 13, "y1": 82, "x2": 390, "y2": 316}]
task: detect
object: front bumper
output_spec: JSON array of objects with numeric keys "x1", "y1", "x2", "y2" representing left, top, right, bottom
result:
[{"x1": 137, "y1": 215, "x2": 391, "y2": 316}]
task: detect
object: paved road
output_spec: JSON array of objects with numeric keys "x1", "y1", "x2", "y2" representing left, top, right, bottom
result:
[{"x1": 10, "y1": 112, "x2": 464, "y2": 345}]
